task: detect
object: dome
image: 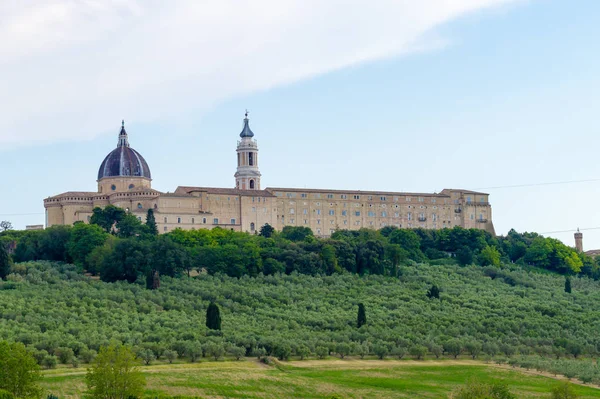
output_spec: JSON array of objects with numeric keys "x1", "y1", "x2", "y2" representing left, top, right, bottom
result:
[{"x1": 97, "y1": 121, "x2": 152, "y2": 180}]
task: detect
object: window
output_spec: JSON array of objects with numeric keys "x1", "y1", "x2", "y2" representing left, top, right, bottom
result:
[
  {"x1": 368, "y1": 211, "x2": 375, "y2": 217},
  {"x1": 290, "y1": 218, "x2": 295, "y2": 223},
  {"x1": 330, "y1": 229, "x2": 335, "y2": 234},
  {"x1": 467, "y1": 196, "x2": 472, "y2": 204},
  {"x1": 317, "y1": 229, "x2": 321, "y2": 235},
  {"x1": 249, "y1": 179, "x2": 255, "y2": 189},
  {"x1": 301, "y1": 193, "x2": 308, "y2": 198},
  {"x1": 480, "y1": 197, "x2": 485, "y2": 203},
  {"x1": 314, "y1": 193, "x2": 321, "y2": 199},
  {"x1": 432, "y1": 198, "x2": 436, "y2": 203},
  {"x1": 231, "y1": 218, "x2": 236, "y2": 224},
  {"x1": 342, "y1": 210, "x2": 347, "y2": 216},
  {"x1": 432, "y1": 214, "x2": 437, "y2": 221},
  {"x1": 192, "y1": 218, "x2": 195, "y2": 224},
  {"x1": 316, "y1": 209, "x2": 321, "y2": 215},
  {"x1": 317, "y1": 219, "x2": 321, "y2": 224},
  {"x1": 286, "y1": 193, "x2": 296, "y2": 198},
  {"x1": 164, "y1": 217, "x2": 168, "y2": 223},
  {"x1": 163, "y1": 226, "x2": 167, "y2": 232},
  {"x1": 303, "y1": 209, "x2": 308, "y2": 215},
  {"x1": 304, "y1": 220, "x2": 308, "y2": 224},
  {"x1": 368, "y1": 196, "x2": 373, "y2": 200},
  {"x1": 249, "y1": 152, "x2": 254, "y2": 166},
  {"x1": 111, "y1": 184, "x2": 116, "y2": 191},
  {"x1": 252, "y1": 207, "x2": 256, "y2": 212},
  {"x1": 137, "y1": 203, "x2": 142, "y2": 209},
  {"x1": 327, "y1": 194, "x2": 334, "y2": 199},
  {"x1": 394, "y1": 212, "x2": 399, "y2": 218},
  {"x1": 355, "y1": 211, "x2": 361, "y2": 216},
  {"x1": 203, "y1": 217, "x2": 207, "y2": 224},
  {"x1": 330, "y1": 220, "x2": 334, "y2": 225},
  {"x1": 407, "y1": 213, "x2": 412, "y2": 221},
  {"x1": 343, "y1": 220, "x2": 347, "y2": 225},
  {"x1": 289, "y1": 208, "x2": 295, "y2": 214},
  {"x1": 213, "y1": 218, "x2": 219, "y2": 224},
  {"x1": 329, "y1": 210, "x2": 335, "y2": 216},
  {"x1": 316, "y1": 202, "x2": 321, "y2": 206},
  {"x1": 340, "y1": 194, "x2": 347, "y2": 199},
  {"x1": 418, "y1": 197, "x2": 424, "y2": 202},
  {"x1": 250, "y1": 222, "x2": 255, "y2": 231},
  {"x1": 406, "y1": 197, "x2": 412, "y2": 202},
  {"x1": 470, "y1": 214, "x2": 474, "y2": 220},
  {"x1": 381, "y1": 211, "x2": 387, "y2": 217},
  {"x1": 353, "y1": 195, "x2": 360, "y2": 200},
  {"x1": 177, "y1": 217, "x2": 181, "y2": 223},
  {"x1": 380, "y1": 196, "x2": 386, "y2": 201},
  {"x1": 137, "y1": 217, "x2": 141, "y2": 221}
]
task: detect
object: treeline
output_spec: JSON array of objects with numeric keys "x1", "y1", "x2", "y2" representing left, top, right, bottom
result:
[{"x1": 1, "y1": 205, "x2": 595, "y2": 284}]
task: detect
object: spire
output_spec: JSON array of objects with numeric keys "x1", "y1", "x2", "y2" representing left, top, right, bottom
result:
[
  {"x1": 239, "y1": 110, "x2": 254, "y2": 138},
  {"x1": 118, "y1": 119, "x2": 129, "y2": 147}
]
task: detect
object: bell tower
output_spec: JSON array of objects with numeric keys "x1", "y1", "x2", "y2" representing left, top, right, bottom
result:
[
  {"x1": 575, "y1": 228, "x2": 583, "y2": 252},
  {"x1": 235, "y1": 111, "x2": 261, "y2": 190}
]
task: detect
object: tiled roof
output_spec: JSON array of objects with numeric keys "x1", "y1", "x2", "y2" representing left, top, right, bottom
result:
[
  {"x1": 46, "y1": 191, "x2": 97, "y2": 200},
  {"x1": 175, "y1": 186, "x2": 275, "y2": 197},
  {"x1": 265, "y1": 187, "x2": 451, "y2": 197}
]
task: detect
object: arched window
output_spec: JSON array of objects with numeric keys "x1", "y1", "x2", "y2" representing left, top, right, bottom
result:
[
  {"x1": 137, "y1": 203, "x2": 142, "y2": 209},
  {"x1": 250, "y1": 222, "x2": 255, "y2": 231},
  {"x1": 249, "y1": 152, "x2": 254, "y2": 166},
  {"x1": 249, "y1": 180, "x2": 255, "y2": 189}
]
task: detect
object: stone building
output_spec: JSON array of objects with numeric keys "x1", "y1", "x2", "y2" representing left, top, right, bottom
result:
[{"x1": 44, "y1": 115, "x2": 495, "y2": 236}]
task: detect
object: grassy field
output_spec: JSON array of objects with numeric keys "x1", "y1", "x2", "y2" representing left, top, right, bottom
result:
[{"x1": 41, "y1": 359, "x2": 600, "y2": 399}]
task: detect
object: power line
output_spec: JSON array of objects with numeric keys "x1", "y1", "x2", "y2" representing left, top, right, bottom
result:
[
  {"x1": 473, "y1": 178, "x2": 600, "y2": 190},
  {"x1": 0, "y1": 213, "x2": 44, "y2": 216},
  {"x1": 541, "y1": 227, "x2": 600, "y2": 235}
]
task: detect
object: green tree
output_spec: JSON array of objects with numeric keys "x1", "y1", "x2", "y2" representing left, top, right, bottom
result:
[
  {"x1": 259, "y1": 223, "x2": 275, "y2": 238},
  {"x1": 321, "y1": 244, "x2": 340, "y2": 275},
  {"x1": 281, "y1": 226, "x2": 313, "y2": 242},
  {"x1": 409, "y1": 345, "x2": 427, "y2": 360},
  {"x1": 456, "y1": 246, "x2": 474, "y2": 266},
  {"x1": 116, "y1": 212, "x2": 145, "y2": 238},
  {"x1": 0, "y1": 242, "x2": 10, "y2": 280},
  {"x1": 452, "y1": 379, "x2": 516, "y2": 399},
  {"x1": 444, "y1": 339, "x2": 462, "y2": 359},
  {"x1": 426, "y1": 284, "x2": 440, "y2": 299},
  {"x1": 479, "y1": 245, "x2": 501, "y2": 267},
  {"x1": 206, "y1": 302, "x2": 222, "y2": 331},
  {"x1": 163, "y1": 350, "x2": 178, "y2": 364},
  {"x1": 67, "y1": 223, "x2": 107, "y2": 270},
  {"x1": 565, "y1": 276, "x2": 572, "y2": 293},
  {"x1": 0, "y1": 341, "x2": 43, "y2": 398},
  {"x1": 388, "y1": 229, "x2": 424, "y2": 261},
  {"x1": 145, "y1": 209, "x2": 158, "y2": 235},
  {"x1": 89, "y1": 205, "x2": 125, "y2": 233},
  {"x1": 139, "y1": 349, "x2": 155, "y2": 365},
  {"x1": 357, "y1": 303, "x2": 367, "y2": 328},
  {"x1": 550, "y1": 382, "x2": 579, "y2": 399},
  {"x1": 85, "y1": 344, "x2": 145, "y2": 399}
]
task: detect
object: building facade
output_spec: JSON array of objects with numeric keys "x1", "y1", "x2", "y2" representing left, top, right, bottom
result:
[{"x1": 44, "y1": 116, "x2": 495, "y2": 236}]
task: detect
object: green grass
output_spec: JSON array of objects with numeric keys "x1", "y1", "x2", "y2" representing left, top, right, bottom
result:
[{"x1": 40, "y1": 359, "x2": 600, "y2": 399}]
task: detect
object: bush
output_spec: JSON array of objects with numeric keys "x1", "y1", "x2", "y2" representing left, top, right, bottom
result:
[
  {"x1": 550, "y1": 382, "x2": 579, "y2": 399},
  {"x1": 451, "y1": 379, "x2": 516, "y2": 399}
]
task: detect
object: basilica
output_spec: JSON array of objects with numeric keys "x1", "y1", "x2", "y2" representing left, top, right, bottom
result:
[{"x1": 44, "y1": 115, "x2": 495, "y2": 236}]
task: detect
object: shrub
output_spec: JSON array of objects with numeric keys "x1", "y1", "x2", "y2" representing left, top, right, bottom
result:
[{"x1": 550, "y1": 382, "x2": 579, "y2": 399}]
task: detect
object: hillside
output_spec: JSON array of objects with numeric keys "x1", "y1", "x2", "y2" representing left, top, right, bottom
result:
[{"x1": 1, "y1": 260, "x2": 599, "y2": 364}]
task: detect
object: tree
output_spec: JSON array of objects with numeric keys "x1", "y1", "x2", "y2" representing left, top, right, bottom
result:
[
  {"x1": 0, "y1": 221, "x2": 12, "y2": 232},
  {"x1": 163, "y1": 350, "x2": 178, "y2": 364},
  {"x1": 357, "y1": 303, "x2": 367, "y2": 328},
  {"x1": 373, "y1": 343, "x2": 389, "y2": 360},
  {"x1": 281, "y1": 226, "x2": 313, "y2": 242},
  {"x1": 90, "y1": 205, "x2": 125, "y2": 233},
  {"x1": 139, "y1": 349, "x2": 155, "y2": 365},
  {"x1": 451, "y1": 379, "x2": 516, "y2": 399},
  {"x1": 229, "y1": 346, "x2": 246, "y2": 361},
  {"x1": 0, "y1": 242, "x2": 10, "y2": 280},
  {"x1": 206, "y1": 302, "x2": 222, "y2": 331},
  {"x1": 145, "y1": 209, "x2": 158, "y2": 235},
  {"x1": 550, "y1": 382, "x2": 579, "y2": 399},
  {"x1": 409, "y1": 345, "x2": 427, "y2": 360},
  {"x1": 259, "y1": 223, "x2": 275, "y2": 238},
  {"x1": 336, "y1": 343, "x2": 351, "y2": 359},
  {"x1": 85, "y1": 344, "x2": 145, "y2": 399},
  {"x1": 67, "y1": 223, "x2": 107, "y2": 270},
  {"x1": 426, "y1": 284, "x2": 440, "y2": 300},
  {"x1": 565, "y1": 276, "x2": 572, "y2": 294},
  {"x1": 465, "y1": 341, "x2": 482, "y2": 359},
  {"x1": 444, "y1": 339, "x2": 462, "y2": 359},
  {"x1": 479, "y1": 245, "x2": 501, "y2": 267},
  {"x1": 456, "y1": 246, "x2": 474, "y2": 266},
  {"x1": 0, "y1": 341, "x2": 43, "y2": 398}
]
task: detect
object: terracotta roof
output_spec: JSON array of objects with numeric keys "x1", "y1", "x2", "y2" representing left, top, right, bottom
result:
[
  {"x1": 441, "y1": 188, "x2": 489, "y2": 195},
  {"x1": 46, "y1": 191, "x2": 97, "y2": 200},
  {"x1": 265, "y1": 187, "x2": 450, "y2": 197},
  {"x1": 175, "y1": 186, "x2": 275, "y2": 197}
]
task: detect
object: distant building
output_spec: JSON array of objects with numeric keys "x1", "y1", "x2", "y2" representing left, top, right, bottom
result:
[
  {"x1": 575, "y1": 228, "x2": 583, "y2": 252},
  {"x1": 25, "y1": 225, "x2": 44, "y2": 231},
  {"x1": 44, "y1": 115, "x2": 496, "y2": 237}
]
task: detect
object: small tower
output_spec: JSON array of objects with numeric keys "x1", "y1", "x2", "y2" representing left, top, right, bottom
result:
[
  {"x1": 234, "y1": 111, "x2": 261, "y2": 190},
  {"x1": 575, "y1": 228, "x2": 583, "y2": 252}
]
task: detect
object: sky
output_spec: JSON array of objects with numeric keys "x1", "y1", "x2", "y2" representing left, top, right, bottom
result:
[{"x1": 1, "y1": 0, "x2": 599, "y2": 249}]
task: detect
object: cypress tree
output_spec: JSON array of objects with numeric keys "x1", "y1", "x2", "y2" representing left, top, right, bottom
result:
[
  {"x1": 565, "y1": 276, "x2": 572, "y2": 294},
  {"x1": 206, "y1": 302, "x2": 222, "y2": 330},
  {"x1": 145, "y1": 209, "x2": 158, "y2": 235},
  {"x1": 427, "y1": 284, "x2": 440, "y2": 299},
  {"x1": 0, "y1": 242, "x2": 10, "y2": 280},
  {"x1": 357, "y1": 303, "x2": 367, "y2": 328}
]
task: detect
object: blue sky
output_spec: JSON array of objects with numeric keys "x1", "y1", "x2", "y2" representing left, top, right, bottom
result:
[{"x1": 1, "y1": 0, "x2": 600, "y2": 249}]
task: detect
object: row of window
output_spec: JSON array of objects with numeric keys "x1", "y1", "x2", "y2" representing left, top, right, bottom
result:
[
  {"x1": 282, "y1": 192, "x2": 447, "y2": 203},
  {"x1": 282, "y1": 219, "x2": 452, "y2": 227},
  {"x1": 162, "y1": 216, "x2": 237, "y2": 225}
]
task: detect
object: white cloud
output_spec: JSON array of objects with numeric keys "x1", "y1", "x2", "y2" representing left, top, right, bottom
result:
[{"x1": 0, "y1": 0, "x2": 522, "y2": 148}]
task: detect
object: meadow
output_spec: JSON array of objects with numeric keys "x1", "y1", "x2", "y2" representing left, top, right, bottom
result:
[{"x1": 40, "y1": 359, "x2": 600, "y2": 399}]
